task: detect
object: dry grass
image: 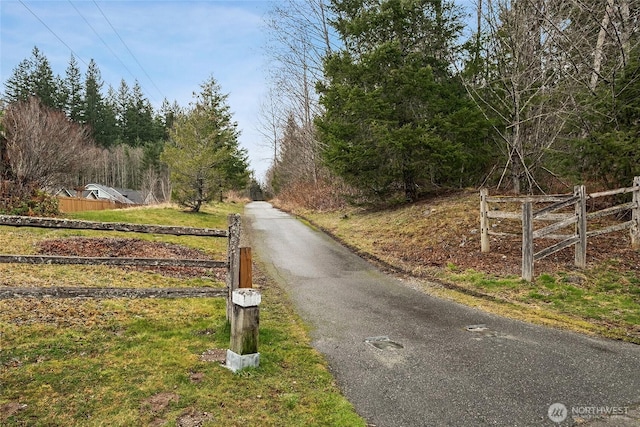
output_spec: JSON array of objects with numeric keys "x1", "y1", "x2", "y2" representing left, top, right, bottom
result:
[{"x1": 285, "y1": 190, "x2": 640, "y2": 343}]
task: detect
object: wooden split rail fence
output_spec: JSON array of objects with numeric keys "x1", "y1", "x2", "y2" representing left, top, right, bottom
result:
[
  {"x1": 480, "y1": 177, "x2": 640, "y2": 281},
  {"x1": 0, "y1": 213, "x2": 250, "y2": 320}
]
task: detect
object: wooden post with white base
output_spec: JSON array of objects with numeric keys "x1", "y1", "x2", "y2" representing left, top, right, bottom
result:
[{"x1": 226, "y1": 288, "x2": 261, "y2": 372}]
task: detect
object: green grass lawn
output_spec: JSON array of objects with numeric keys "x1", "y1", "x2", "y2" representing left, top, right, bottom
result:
[{"x1": 0, "y1": 203, "x2": 365, "y2": 426}]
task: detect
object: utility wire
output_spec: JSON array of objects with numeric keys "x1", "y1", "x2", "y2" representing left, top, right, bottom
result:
[
  {"x1": 92, "y1": 0, "x2": 166, "y2": 101},
  {"x1": 67, "y1": 0, "x2": 145, "y2": 95},
  {"x1": 18, "y1": 0, "x2": 89, "y2": 68}
]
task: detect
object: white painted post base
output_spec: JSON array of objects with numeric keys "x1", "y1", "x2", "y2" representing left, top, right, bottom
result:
[
  {"x1": 225, "y1": 288, "x2": 261, "y2": 372},
  {"x1": 225, "y1": 349, "x2": 260, "y2": 373}
]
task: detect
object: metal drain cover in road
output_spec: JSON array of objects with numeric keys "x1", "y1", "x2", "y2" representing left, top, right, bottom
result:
[
  {"x1": 466, "y1": 324, "x2": 488, "y2": 332},
  {"x1": 465, "y1": 324, "x2": 499, "y2": 338},
  {"x1": 365, "y1": 336, "x2": 404, "y2": 350}
]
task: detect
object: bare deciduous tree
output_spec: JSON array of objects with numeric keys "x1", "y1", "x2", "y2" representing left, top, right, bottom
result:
[
  {"x1": 463, "y1": 0, "x2": 639, "y2": 194},
  {"x1": 2, "y1": 96, "x2": 91, "y2": 192},
  {"x1": 262, "y1": 0, "x2": 340, "y2": 190}
]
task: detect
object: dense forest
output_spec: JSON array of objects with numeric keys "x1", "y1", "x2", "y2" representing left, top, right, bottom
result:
[
  {"x1": 0, "y1": 47, "x2": 250, "y2": 212},
  {"x1": 262, "y1": 0, "x2": 639, "y2": 205}
]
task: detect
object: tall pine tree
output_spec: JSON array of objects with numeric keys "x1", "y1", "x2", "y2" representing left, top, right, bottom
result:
[
  {"x1": 4, "y1": 47, "x2": 59, "y2": 109},
  {"x1": 83, "y1": 59, "x2": 119, "y2": 147},
  {"x1": 317, "y1": 0, "x2": 490, "y2": 201},
  {"x1": 62, "y1": 54, "x2": 84, "y2": 121}
]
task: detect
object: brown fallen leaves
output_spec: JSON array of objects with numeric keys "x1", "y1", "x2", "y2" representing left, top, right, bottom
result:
[{"x1": 37, "y1": 237, "x2": 225, "y2": 280}]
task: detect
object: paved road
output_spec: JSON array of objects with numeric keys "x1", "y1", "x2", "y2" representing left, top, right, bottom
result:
[{"x1": 245, "y1": 202, "x2": 640, "y2": 427}]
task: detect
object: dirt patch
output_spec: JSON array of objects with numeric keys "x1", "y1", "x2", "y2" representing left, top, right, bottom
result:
[
  {"x1": 199, "y1": 348, "x2": 226, "y2": 363},
  {"x1": 37, "y1": 237, "x2": 225, "y2": 280},
  {"x1": 189, "y1": 372, "x2": 206, "y2": 383},
  {"x1": 402, "y1": 233, "x2": 640, "y2": 278},
  {"x1": 141, "y1": 392, "x2": 180, "y2": 414},
  {"x1": 176, "y1": 408, "x2": 214, "y2": 427},
  {"x1": 0, "y1": 402, "x2": 27, "y2": 420},
  {"x1": 318, "y1": 192, "x2": 640, "y2": 279}
]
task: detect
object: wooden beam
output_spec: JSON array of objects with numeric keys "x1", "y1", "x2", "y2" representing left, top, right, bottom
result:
[
  {"x1": 587, "y1": 202, "x2": 635, "y2": 220},
  {"x1": 230, "y1": 305, "x2": 259, "y2": 355},
  {"x1": 486, "y1": 211, "x2": 522, "y2": 220},
  {"x1": 0, "y1": 215, "x2": 228, "y2": 237},
  {"x1": 589, "y1": 186, "x2": 637, "y2": 199},
  {"x1": 587, "y1": 221, "x2": 633, "y2": 238},
  {"x1": 534, "y1": 236, "x2": 581, "y2": 261},
  {"x1": 0, "y1": 286, "x2": 227, "y2": 299},
  {"x1": 532, "y1": 216, "x2": 577, "y2": 239},
  {"x1": 226, "y1": 214, "x2": 241, "y2": 321},
  {"x1": 574, "y1": 185, "x2": 587, "y2": 268},
  {"x1": 480, "y1": 189, "x2": 490, "y2": 253},
  {"x1": 533, "y1": 195, "x2": 579, "y2": 219},
  {"x1": 487, "y1": 231, "x2": 520, "y2": 237},
  {"x1": 229, "y1": 289, "x2": 261, "y2": 356},
  {"x1": 239, "y1": 247, "x2": 252, "y2": 288},
  {"x1": 0, "y1": 254, "x2": 226, "y2": 269},
  {"x1": 487, "y1": 194, "x2": 570, "y2": 203},
  {"x1": 522, "y1": 202, "x2": 534, "y2": 282},
  {"x1": 632, "y1": 177, "x2": 639, "y2": 249}
]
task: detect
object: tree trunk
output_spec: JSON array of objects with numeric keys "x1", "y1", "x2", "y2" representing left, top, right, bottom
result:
[{"x1": 590, "y1": 0, "x2": 614, "y2": 91}]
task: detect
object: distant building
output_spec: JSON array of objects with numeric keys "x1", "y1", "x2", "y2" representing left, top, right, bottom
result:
[
  {"x1": 84, "y1": 184, "x2": 137, "y2": 205},
  {"x1": 57, "y1": 184, "x2": 157, "y2": 206}
]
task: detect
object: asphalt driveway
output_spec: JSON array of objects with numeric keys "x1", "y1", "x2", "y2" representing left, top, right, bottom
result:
[{"x1": 245, "y1": 202, "x2": 640, "y2": 427}]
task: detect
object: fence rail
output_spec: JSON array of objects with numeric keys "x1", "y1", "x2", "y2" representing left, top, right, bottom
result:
[
  {"x1": 0, "y1": 287, "x2": 227, "y2": 299},
  {"x1": 480, "y1": 177, "x2": 639, "y2": 281},
  {"x1": 0, "y1": 213, "x2": 244, "y2": 318},
  {"x1": 0, "y1": 254, "x2": 227, "y2": 268},
  {"x1": 0, "y1": 214, "x2": 228, "y2": 236}
]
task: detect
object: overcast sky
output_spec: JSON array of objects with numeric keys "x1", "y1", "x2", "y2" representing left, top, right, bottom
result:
[{"x1": 1, "y1": 0, "x2": 475, "y2": 182}]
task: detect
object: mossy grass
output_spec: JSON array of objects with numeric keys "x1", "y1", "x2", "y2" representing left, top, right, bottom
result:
[{"x1": 0, "y1": 203, "x2": 364, "y2": 426}]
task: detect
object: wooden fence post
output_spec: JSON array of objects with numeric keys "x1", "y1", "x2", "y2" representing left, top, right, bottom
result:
[
  {"x1": 480, "y1": 189, "x2": 490, "y2": 253},
  {"x1": 226, "y1": 214, "x2": 241, "y2": 322},
  {"x1": 522, "y1": 201, "x2": 534, "y2": 282},
  {"x1": 632, "y1": 177, "x2": 640, "y2": 249},
  {"x1": 239, "y1": 247, "x2": 252, "y2": 288},
  {"x1": 574, "y1": 185, "x2": 587, "y2": 268},
  {"x1": 226, "y1": 288, "x2": 261, "y2": 372}
]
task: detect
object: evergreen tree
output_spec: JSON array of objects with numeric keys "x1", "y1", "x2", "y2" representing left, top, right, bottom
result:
[
  {"x1": 114, "y1": 79, "x2": 131, "y2": 144},
  {"x1": 62, "y1": 54, "x2": 84, "y2": 121},
  {"x1": 159, "y1": 98, "x2": 182, "y2": 139},
  {"x1": 83, "y1": 59, "x2": 118, "y2": 147},
  {"x1": 161, "y1": 76, "x2": 249, "y2": 212},
  {"x1": 4, "y1": 47, "x2": 59, "y2": 109},
  {"x1": 124, "y1": 81, "x2": 160, "y2": 146},
  {"x1": 317, "y1": 0, "x2": 489, "y2": 201},
  {"x1": 3, "y1": 57, "x2": 32, "y2": 103}
]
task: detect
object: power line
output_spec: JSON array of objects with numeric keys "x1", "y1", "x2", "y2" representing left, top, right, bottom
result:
[
  {"x1": 92, "y1": 0, "x2": 167, "y2": 101},
  {"x1": 67, "y1": 1, "x2": 143, "y2": 93},
  {"x1": 18, "y1": 0, "x2": 89, "y2": 68}
]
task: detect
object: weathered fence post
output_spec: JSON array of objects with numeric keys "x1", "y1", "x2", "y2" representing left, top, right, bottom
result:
[
  {"x1": 632, "y1": 176, "x2": 640, "y2": 249},
  {"x1": 480, "y1": 189, "x2": 490, "y2": 253},
  {"x1": 522, "y1": 201, "x2": 534, "y2": 281},
  {"x1": 226, "y1": 288, "x2": 260, "y2": 372},
  {"x1": 226, "y1": 214, "x2": 241, "y2": 321},
  {"x1": 239, "y1": 247, "x2": 252, "y2": 289},
  {"x1": 574, "y1": 185, "x2": 587, "y2": 268}
]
